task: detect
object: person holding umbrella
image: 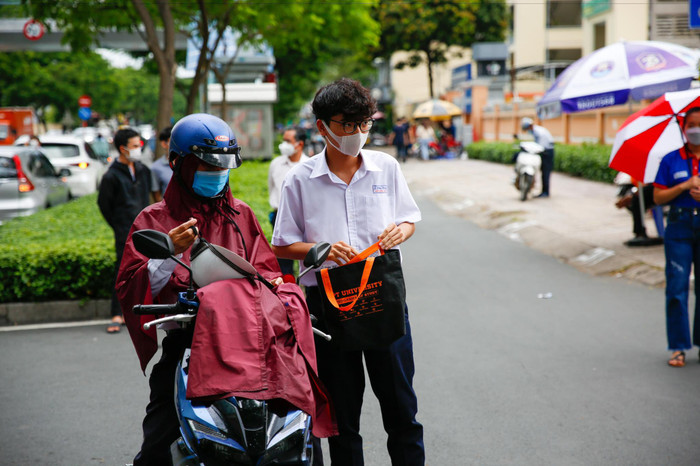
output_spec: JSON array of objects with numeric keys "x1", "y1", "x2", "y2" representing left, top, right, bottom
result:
[{"x1": 653, "y1": 107, "x2": 700, "y2": 367}]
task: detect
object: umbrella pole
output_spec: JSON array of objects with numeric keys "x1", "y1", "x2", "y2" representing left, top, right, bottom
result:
[{"x1": 637, "y1": 180, "x2": 647, "y2": 234}]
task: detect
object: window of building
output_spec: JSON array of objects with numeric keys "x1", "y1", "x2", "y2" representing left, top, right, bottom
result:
[
  {"x1": 547, "y1": 0, "x2": 582, "y2": 27},
  {"x1": 547, "y1": 48, "x2": 583, "y2": 63},
  {"x1": 594, "y1": 22, "x2": 606, "y2": 50}
]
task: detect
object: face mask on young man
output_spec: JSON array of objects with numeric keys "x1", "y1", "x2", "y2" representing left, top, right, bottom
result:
[
  {"x1": 322, "y1": 121, "x2": 369, "y2": 157},
  {"x1": 278, "y1": 141, "x2": 297, "y2": 157},
  {"x1": 685, "y1": 127, "x2": 700, "y2": 146},
  {"x1": 192, "y1": 169, "x2": 230, "y2": 197}
]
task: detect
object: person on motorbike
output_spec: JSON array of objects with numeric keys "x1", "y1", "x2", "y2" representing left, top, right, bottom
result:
[
  {"x1": 521, "y1": 117, "x2": 555, "y2": 198},
  {"x1": 115, "y1": 114, "x2": 301, "y2": 465}
]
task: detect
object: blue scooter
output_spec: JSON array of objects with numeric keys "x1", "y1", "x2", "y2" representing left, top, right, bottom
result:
[{"x1": 131, "y1": 229, "x2": 331, "y2": 465}]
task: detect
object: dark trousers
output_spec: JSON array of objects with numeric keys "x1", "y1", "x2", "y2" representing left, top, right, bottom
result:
[
  {"x1": 627, "y1": 185, "x2": 656, "y2": 237},
  {"x1": 664, "y1": 208, "x2": 700, "y2": 351},
  {"x1": 306, "y1": 287, "x2": 425, "y2": 466},
  {"x1": 111, "y1": 239, "x2": 126, "y2": 317},
  {"x1": 133, "y1": 330, "x2": 190, "y2": 466},
  {"x1": 540, "y1": 148, "x2": 554, "y2": 195}
]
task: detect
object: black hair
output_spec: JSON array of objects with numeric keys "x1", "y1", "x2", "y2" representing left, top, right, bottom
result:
[
  {"x1": 683, "y1": 107, "x2": 700, "y2": 127},
  {"x1": 311, "y1": 77, "x2": 377, "y2": 123},
  {"x1": 159, "y1": 126, "x2": 172, "y2": 142},
  {"x1": 292, "y1": 126, "x2": 307, "y2": 145},
  {"x1": 113, "y1": 127, "x2": 140, "y2": 152}
]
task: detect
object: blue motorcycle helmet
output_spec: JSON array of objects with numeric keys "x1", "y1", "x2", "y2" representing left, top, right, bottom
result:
[{"x1": 170, "y1": 113, "x2": 242, "y2": 169}]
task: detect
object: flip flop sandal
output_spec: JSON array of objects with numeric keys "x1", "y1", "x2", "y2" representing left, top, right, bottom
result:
[
  {"x1": 668, "y1": 351, "x2": 685, "y2": 367},
  {"x1": 106, "y1": 321, "x2": 122, "y2": 334}
]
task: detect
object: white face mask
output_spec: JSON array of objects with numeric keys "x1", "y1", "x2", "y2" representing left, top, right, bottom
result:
[
  {"x1": 279, "y1": 141, "x2": 296, "y2": 157},
  {"x1": 685, "y1": 127, "x2": 700, "y2": 146},
  {"x1": 127, "y1": 146, "x2": 142, "y2": 162},
  {"x1": 322, "y1": 121, "x2": 369, "y2": 157}
]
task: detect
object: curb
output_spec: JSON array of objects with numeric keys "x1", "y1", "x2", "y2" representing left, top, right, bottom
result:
[{"x1": 0, "y1": 299, "x2": 111, "y2": 327}]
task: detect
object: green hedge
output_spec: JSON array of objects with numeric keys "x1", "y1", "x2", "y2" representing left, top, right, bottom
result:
[
  {"x1": 466, "y1": 141, "x2": 617, "y2": 184},
  {"x1": 0, "y1": 159, "x2": 273, "y2": 304}
]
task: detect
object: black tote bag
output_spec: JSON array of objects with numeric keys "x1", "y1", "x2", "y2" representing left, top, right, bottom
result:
[{"x1": 315, "y1": 242, "x2": 406, "y2": 350}]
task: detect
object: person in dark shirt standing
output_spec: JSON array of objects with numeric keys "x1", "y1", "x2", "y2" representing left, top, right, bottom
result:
[{"x1": 98, "y1": 127, "x2": 151, "y2": 334}]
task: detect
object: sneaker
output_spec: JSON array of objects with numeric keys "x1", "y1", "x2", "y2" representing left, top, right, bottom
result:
[{"x1": 535, "y1": 193, "x2": 549, "y2": 198}]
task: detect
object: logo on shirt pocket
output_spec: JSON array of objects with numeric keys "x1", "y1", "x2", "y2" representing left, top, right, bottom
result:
[
  {"x1": 673, "y1": 170, "x2": 689, "y2": 180},
  {"x1": 372, "y1": 185, "x2": 388, "y2": 194}
]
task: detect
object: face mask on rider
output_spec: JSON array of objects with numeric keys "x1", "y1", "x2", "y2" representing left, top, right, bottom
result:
[
  {"x1": 685, "y1": 127, "x2": 700, "y2": 146},
  {"x1": 278, "y1": 141, "x2": 297, "y2": 157},
  {"x1": 192, "y1": 169, "x2": 230, "y2": 197},
  {"x1": 322, "y1": 121, "x2": 369, "y2": 157}
]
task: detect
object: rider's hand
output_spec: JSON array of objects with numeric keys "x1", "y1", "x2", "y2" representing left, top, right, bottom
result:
[
  {"x1": 269, "y1": 277, "x2": 284, "y2": 287},
  {"x1": 378, "y1": 223, "x2": 405, "y2": 250},
  {"x1": 169, "y1": 218, "x2": 199, "y2": 255},
  {"x1": 685, "y1": 176, "x2": 700, "y2": 191},
  {"x1": 690, "y1": 187, "x2": 700, "y2": 202},
  {"x1": 328, "y1": 241, "x2": 359, "y2": 266}
]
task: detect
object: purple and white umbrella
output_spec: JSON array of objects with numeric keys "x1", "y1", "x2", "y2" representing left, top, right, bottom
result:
[{"x1": 537, "y1": 40, "x2": 700, "y2": 119}]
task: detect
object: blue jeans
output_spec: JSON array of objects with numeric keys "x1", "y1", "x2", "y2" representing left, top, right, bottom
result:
[
  {"x1": 306, "y1": 287, "x2": 425, "y2": 466},
  {"x1": 664, "y1": 207, "x2": 700, "y2": 351}
]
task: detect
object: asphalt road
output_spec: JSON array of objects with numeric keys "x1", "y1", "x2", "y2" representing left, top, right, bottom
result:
[{"x1": 2, "y1": 195, "x2": 699, "y2": 465}]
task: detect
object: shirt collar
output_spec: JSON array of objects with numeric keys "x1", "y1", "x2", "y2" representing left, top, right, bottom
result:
[{"x1": 309, "y1": 148, "x2": 382, "y2": 180}]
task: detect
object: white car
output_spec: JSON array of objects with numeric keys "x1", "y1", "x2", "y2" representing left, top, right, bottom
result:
[{"x1": 36, "y1": 135, "x2": 107, "y2": 197}]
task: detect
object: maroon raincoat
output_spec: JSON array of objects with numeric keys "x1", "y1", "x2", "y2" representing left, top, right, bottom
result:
[{"x1": 116, "y1": 155, "x2": 336, "y2": 437}]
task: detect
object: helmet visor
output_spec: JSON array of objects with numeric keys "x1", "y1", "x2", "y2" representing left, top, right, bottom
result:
[{"x1": 190, "y1": 146, "x2": 242, "y2": 169}]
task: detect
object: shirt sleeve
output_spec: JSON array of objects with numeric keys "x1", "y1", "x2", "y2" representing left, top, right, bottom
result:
[
  {"x1": 654, "y1": 153, "x2": 671, "y2": 189},
  {"x1": 271, "y1": 174, "x2": 305, "y2": 246},
  {"x1": 148, "y1": 255, "x2": 180, "y2": 298},
  {"x1": 394, "y1": 162, "x2": 422, "y2": 225}
]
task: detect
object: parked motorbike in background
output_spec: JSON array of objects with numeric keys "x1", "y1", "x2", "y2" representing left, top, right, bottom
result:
[
  {"x1": 131, "y1": 229, "x2": 331, "y2": 466},
  {"x1": 513, "y1": 140, "x2": 544, "y2": 201}
]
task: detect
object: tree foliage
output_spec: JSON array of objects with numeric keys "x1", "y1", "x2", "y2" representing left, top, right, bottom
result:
[{"x1": 376, "y1": 0, "x2": 509, "y2": 97}]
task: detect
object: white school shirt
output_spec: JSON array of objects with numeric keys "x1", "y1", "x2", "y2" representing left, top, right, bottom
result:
[
  {"x1": 272, "y1": 148, "x2": 421, "y2": 286},
  {"x1": 267, "y1": 153, "x2": 310, "y2": 210}
]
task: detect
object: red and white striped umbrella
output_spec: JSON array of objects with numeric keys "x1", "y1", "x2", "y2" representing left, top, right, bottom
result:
[{"x1": 609, "y1": 87, "x2": 700, "y2": 183}]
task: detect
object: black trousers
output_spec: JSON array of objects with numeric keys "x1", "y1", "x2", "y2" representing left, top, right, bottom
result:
[
  {"x1": 111, "y1": 238, "x2": 126, "y2": 317},
  {"x1": 133, "y1": 329, "x2": 190, "y2": 466},
  {"x1": 628, "y1": 184, "x2": 656, "y2": 236},
  {"x1": 540, "y1": 148, "x2": 554, "y2": 195},
  {"x1": 306, "y1": 287, "x2": 425, "y2": 466}
]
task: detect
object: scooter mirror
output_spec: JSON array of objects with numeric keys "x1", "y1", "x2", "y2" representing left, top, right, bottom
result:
[
  {"x1": 303, "y1": 242, "x2": 331, "y2": 268},
  {"x1": 133, "y1": 229, "x2": 176, "y2": 259}
]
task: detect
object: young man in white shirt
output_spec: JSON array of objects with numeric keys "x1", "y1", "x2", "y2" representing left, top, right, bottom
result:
[
  {"x1": 272, "y1": 78, "x2": 425, "y2": 466},
  {"x1": 267, "y1": 127, "x2": 309, "y2": 278}
]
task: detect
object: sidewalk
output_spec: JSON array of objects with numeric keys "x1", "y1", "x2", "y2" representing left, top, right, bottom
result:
[{"x1": 393, "y1": 150, "x2": 666, "y2": 288}]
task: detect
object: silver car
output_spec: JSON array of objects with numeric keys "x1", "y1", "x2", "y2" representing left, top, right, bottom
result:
[
  {"x1": 37, "y1": 134, "x2": 106, "y2": 197},
  {"x1": 0, "y1": 146, "x2": 71, "y2": 223}
]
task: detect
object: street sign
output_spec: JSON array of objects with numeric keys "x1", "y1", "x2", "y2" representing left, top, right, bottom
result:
[
  {"x1": 78, "y1": 95, "x2": 92, "y2": 108},
  {"x1": 78, "y1": 107, "x2": 92, "y2": 121},
  {"x1": 22, "y1": 19, "x2": 44, "y2": 41},
  {"x1": 691, "y1": 0, "x2": 700, "y2": 29}
]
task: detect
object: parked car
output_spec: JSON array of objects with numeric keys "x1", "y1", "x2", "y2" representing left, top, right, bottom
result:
[
  {"x1": 0, "y1": 146, "x2": 71, "y2": 223},
  {"x1": 35, "y1": 134, "x2": 106, "y2": 197}
]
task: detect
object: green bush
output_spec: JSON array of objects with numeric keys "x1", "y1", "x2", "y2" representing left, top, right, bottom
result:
[
  {"x1": 0, "y1": 159, "x2": 273, "y2": 303},
  {"x1": 467, "y1": 141, "x2": 617, "y2": 184}
]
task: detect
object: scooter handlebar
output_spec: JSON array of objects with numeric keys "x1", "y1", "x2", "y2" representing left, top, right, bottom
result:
[{"x1": 132, "y1": 303, "x2": 180, "y2": 315}]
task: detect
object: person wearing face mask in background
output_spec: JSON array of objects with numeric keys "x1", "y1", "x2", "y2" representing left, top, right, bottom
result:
[
  {"x1": 98, "y1": 127, "x2": 152, "y2": 334},
  {"x1": 267, "y1": 127, "x2": 309, "y2": 280},
  {"x1": 272, "y1": 78, "x2": 425, "y2": 466},
  {"x1": 653, "y1": 107, "x2": 700, "y2": 368}
]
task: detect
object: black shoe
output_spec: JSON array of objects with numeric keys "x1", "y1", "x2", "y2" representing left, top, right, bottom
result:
[
  {"x1": 535, "y1": 193, "x2": 549, "y2": 198},
  {"x1": 624, "y1": 236, "x2": 663, "y2": 247}
]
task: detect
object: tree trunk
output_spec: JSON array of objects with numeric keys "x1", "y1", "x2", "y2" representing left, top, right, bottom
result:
[
  {"x1": 425, "y1": 49, "x2": 435, "y2": 99},
  {"x1": 132, "y1": 0, "x2": 176, "y2": 159}
]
